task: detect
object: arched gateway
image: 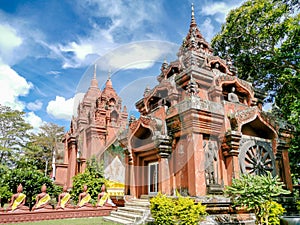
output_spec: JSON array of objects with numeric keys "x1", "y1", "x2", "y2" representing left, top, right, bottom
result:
[{"x1": 118, "y1": 6, "x2": 294, "y2": 198}]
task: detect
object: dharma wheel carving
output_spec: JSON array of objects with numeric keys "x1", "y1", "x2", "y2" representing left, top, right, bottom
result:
[{"x1": 239, "y1": 138, "x2": 276, "y2": 176}]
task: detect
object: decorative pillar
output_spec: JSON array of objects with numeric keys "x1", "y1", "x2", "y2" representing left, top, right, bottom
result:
[
  {"x1": 66, "y1": 135, "x2": 77, "y2": 188},
  {"x1": 277, "y1": 139, "x2": 293, "y2": 191},
  {"x1": 208, "y1": 86, "x2": 222, "y2": 102},
  {"x1": 187, "y1": 133, "x2": 206, "y2": 196},
  {"x1": 222, "y1": 131, "x2": 242, "y2": 185},
  {"x1": 159, "y1": 156, "x2": 171, "y2": 195},
  {"x1": 155, "y1": 134, "x2": 172, "y2": 196}
]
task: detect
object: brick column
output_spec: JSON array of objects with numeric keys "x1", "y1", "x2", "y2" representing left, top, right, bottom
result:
[
  {"x1": 159, "y1": 156, "x2": 171, "y2": 195},
  {"x1": 187, "y1": 133, "x2": 206, "y2": 196},
  {"x1": 67, "y1": 135, "x2": 77, "y2": 187},
  {"x1": 222, "y1": 131, "x2": 242, "y2": 185},
  {"x1": 277, "y1": 139, "x2": 293, "y2": 191}
]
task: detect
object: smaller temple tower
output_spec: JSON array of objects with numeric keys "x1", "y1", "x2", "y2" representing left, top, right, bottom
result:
[{"x1": 56, "y1": 66, "x2": 128, "y2": 187}]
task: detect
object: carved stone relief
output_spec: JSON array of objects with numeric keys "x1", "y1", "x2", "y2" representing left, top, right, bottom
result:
[
  {"x1": 238, "y1": 138, "x2": 276, "y2": 176},
  {"x1": 204, "y1": 140, "x2": 219, "y2": 185}
]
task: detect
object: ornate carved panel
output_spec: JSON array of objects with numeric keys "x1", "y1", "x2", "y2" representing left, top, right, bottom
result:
[{"x1": 238, "y1": 138, "x2": 276, "y2": 176}]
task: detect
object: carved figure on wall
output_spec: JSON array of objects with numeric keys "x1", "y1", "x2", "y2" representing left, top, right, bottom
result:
[
  {"x1": 228, "y1": 87, "x2": 239, "y2": 103},
  {"x1": 56, "y1": 184, "x2": 73, "y2": 210},
  {"x1": 32, "y1": 184, "x2": 52, "y2": 211},
  {"x1": 204, "y1": 141, "x2": 219, "y2": 185},
  {"x1": 7, "y1": 184, "x2": 29, "y2": 212}
]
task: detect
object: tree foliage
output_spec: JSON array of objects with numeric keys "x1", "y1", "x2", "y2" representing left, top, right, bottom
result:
[
  {"x1": 0, "y1": 167, "x2": 62, "y2": 209},
  {"x1": 0, "y1": 105, "x2": 32, "y2": 166},
  {"x1": 225, "y1": 172, "x2": 289, "y2": 225},
  {"x1": 22, "y1": 123, "x2": 65, "y2": 174},
  {"x1": 71, "y1": 157, "x2": 105, "y2": 204},
  {"x1": 211, "y1": 0, "x2": 300, "y2": 175}
]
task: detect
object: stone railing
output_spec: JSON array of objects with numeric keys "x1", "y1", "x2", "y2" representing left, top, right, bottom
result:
[{"x1": 0, "y1": 207, "x2": 115, "y2": 224}]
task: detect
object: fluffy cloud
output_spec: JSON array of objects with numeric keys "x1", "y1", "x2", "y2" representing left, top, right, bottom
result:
[
  {"x1": 201, "y1": 1, "x2": 241, "y2": 23},
  {"x1": 0, "y1": 24, "x2": 23, "y2": 64},
  {"x1": 24, "y1": 111, "x2": 44, "y2": 134},
  {"x1": 97, "y1": 41, "x2": 179, "y2": 71},
  {"x1": 51, "y1": 0, "x2": 164, "y2": 69},
  {"x1": 199, "y1": 18, "x2": 215, "y2": 42},
  {"x1": 46, "y1": 93, "x2": 85, "y2": 120},
  {"x1": 0, "y1": 63, "x2": 32, "y2": 110},
  {"x1": 27, "y1": 100, "x2": 43, "y2": 111}
]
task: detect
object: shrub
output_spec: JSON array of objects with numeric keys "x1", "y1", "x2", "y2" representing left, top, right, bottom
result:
[
  {"x1": 174, "y1": 194, "x2": 207, "y2": 225},
  {"x1": 71, "y1": 157, "x2": 105, "y2": 203},
  {"x1": 150, "y1": 192, "x2": 207, "y2": 225},
  {"x1": 225, "y1": 172, "x2": 290, "y2": 225},
  {"x1": 1, "y1": 168, "x2": 62, "y2": 209},
  {"x1": 150, "y1": 193, "x2": 176, "y2": 225},
  {"x1": 268, "y1": 201, "x2": 285, "y2": 225}
]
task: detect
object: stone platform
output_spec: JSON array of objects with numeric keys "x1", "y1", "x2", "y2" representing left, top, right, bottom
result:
[{"x1": 0, "y1": 207, "x2": 115, "y2": 224}]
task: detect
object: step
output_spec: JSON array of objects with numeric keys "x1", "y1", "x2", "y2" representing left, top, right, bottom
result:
[
  {"x1": 118, "y1": 207, "x2": 147, "y2": 216},
  {"x1": 107, "y1": 214, "x2": 136, "y2": 224},
  {"x1": 130, "y1": 199, "x2": 151, "y2": 204},
  {"x1": 103, "y1": 215, "x2": 133, "y2": 225},
  {"x1": 111, "y1": 210, "x2": 142, "y2": 221},
  {"x1": 125, "y1": 201, "x2": 150, "y2": 209},
  {"x1": 140, "y1": 195, "x2": 155, "y2": 200}
]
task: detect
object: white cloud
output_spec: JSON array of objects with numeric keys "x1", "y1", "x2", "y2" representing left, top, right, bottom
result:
[
  {"x1": 27, "y1": 100, "x2": 43, "y2": 111},
  {"x1": 201, "y1": 2, "x2": 240, "y2": 23},
  {"x1": 97, "y1": 41, "x2": 178, "y2": 71},
  {"x1": 46, "y1": 93, "x2": 85, "y2": 120},
  {"x1": 24, "y1": 111, "x2": 44, "y2": 134},
  {"x1": 50, "y1": 0, "x2": 164, "y2": 69},
  {"x1": 0, "y1": 62, "x2": 33, "y2": 110},
  {"x1": 0, "y1": 24, "x2": 23, "y2": 64},
  {"x1": 199, "y1": 18, "x2": 215, "y2": 42}
]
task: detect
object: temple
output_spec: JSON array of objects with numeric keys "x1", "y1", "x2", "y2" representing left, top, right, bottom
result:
[
  {"x1": 56, "y1": 66, "x2": 128, "y2": 187},
  {"x1": 119, "y1": 4, "x2": 294, "y2": 197}
]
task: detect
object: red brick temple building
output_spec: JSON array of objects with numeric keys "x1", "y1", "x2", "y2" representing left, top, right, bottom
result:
[
  {"x1": 119, "y1": 5, "x2": 294, "y2": 197},
  {"x1": 56, "y1": 67, "x2": 128, "y2": 187}
]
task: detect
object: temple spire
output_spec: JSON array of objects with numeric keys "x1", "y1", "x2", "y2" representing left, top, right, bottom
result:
[
  {"x1": 105, "y1": 69, "x2": 113, "y2": 87},
  {"x1": 190, "y1": 3, "x2": 197, "y2": 27},
  {"x1": 93, "y1": 64, "x2": 97, "y2": 79},
  {"x1": 90, "y1": 64, "x2": 98, "y2": 88}
]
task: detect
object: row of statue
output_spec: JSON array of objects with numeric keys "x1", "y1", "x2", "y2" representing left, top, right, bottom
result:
[{"x1": 1, "y1": 183, "x2": 115, "y2": 212}]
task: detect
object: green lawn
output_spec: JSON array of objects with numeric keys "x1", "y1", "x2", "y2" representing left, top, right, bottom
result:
[{"x1": 9, "y1": 217, "x2": 118, "y2": 225}]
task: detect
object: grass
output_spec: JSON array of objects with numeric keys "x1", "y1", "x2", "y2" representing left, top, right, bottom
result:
[{"x1": 9, "y1": 217, "x2": 118, "y2": 225}]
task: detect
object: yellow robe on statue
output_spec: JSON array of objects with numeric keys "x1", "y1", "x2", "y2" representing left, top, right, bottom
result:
[
  {"x1": 60, "y1": 193, "x2": 71, "y2": 209},
  {"x1": 78, "y1": 194, "x2": 91, "y2": 207},
  {"x1": 36, "y1": 194, "x2": 51, "y2": 208},
  {"x1": 11, "y1": 193, "x2": 26, "y2": 211},
  {"x1": 98, "y1": 192, "x2": 109, "y2": 207}
]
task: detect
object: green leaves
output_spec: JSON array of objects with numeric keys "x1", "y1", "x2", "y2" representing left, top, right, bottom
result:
[
  {"x1": 150, "y1": 192, "x2": 207, "y2": 225},
  {"x1": 0, "y1": 105, "x2": 32, "y2": 167},
  {"x1": 71, "y1": 157, "x2": 105, "y2": 203},
  {"x1": 212, "y1": 0, "x2": 300, "y2": 180},
  {"x1": 0, "y1": 167, "x2": 62, "y2": 209},
  {"x1": 225, "y1": 172, "x2": 289, "y2": 224}
]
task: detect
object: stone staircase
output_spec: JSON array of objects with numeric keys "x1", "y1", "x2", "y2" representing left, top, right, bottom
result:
[{"x1": 103, "y1": 197, "x2": 152, "y2": 224}]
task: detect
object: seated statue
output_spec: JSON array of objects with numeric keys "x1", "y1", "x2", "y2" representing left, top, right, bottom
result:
[
  {"x1": 32, "y1": 184, "x2": 52, "y2": 211},
  {"x1": 7, "y1": 184, "x2": 29, "y2": 212},
  {"x1": 97, "y1": 184, "x2": 115, "y2": 207},
  {"x1": 56, "y1": 184, "x2": 73, "y2": 210},
  {"x1": 228, "y1": 87, "x2": 240, "y2": 103},
  {"x1": 77, "y1": 185, "x2": 93, "y2": 208}
]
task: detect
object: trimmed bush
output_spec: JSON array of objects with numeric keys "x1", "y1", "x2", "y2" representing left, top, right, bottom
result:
[{"x1": 150, "y1": 192, "x2": 207, "y2": 225}]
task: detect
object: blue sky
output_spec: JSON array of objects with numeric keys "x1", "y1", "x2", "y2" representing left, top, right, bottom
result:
[{"x1": 0, "y1": 0, "x2": 245, "y2": 132}]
